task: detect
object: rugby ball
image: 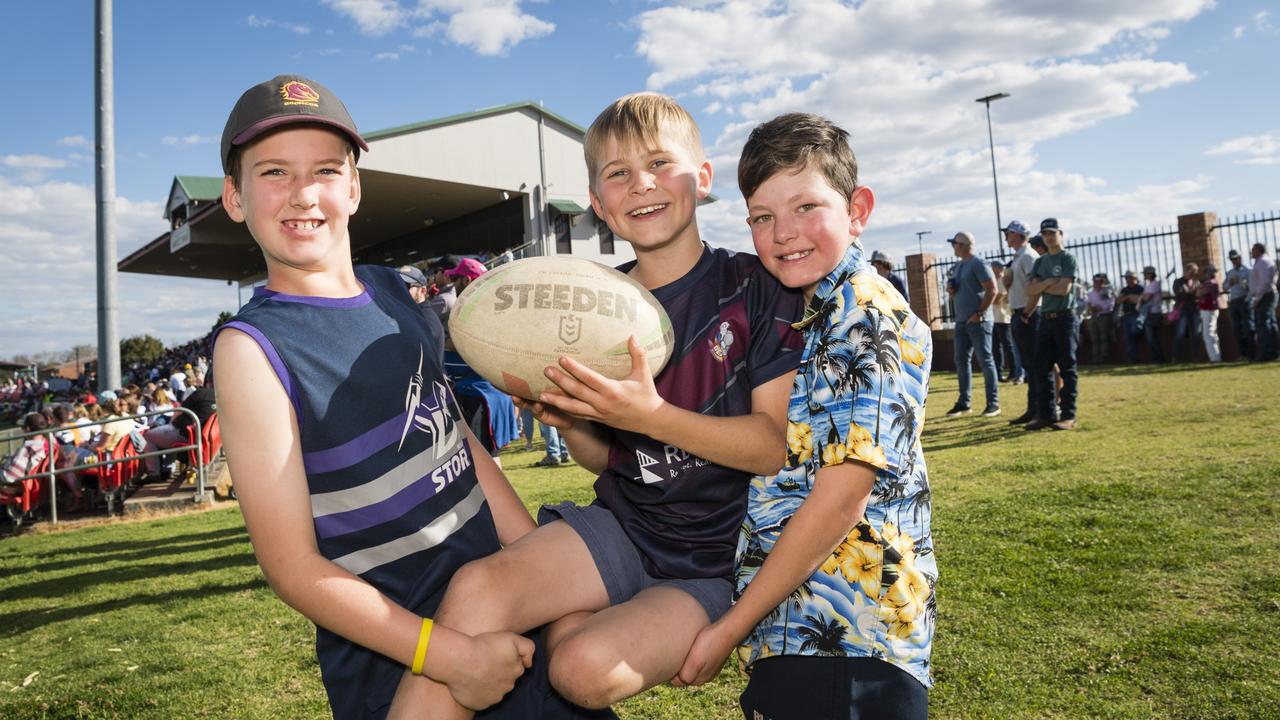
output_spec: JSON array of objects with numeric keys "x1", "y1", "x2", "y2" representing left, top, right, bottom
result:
[{"x1": 448, "y1": 257, "x2": 675, "y2": 400}]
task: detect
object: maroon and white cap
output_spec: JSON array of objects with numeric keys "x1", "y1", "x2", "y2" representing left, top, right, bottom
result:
[{"x1": 220, "y1": 74, "x2": 368, "y2": 174}]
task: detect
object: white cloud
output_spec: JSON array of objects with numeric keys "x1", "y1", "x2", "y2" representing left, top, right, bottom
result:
[
  {"x1": 1206, "y1": 132, "x2": 1280, "y2": 165},
  {"x1": 57, "y1": 135, "x2": 90, "y2": 148},
  {"x1": 0, "y1": 176, "x2": 237, "y2": 356},
  {"x1": 161, "y1": 134, "x2": 217, "y2": 146},
  {"x1": 245, "y1": 14, "x2": 312, "y2": 34},
  {"x1": 1233, "y1": 25, "x2": 1245, "y2": 39},
  {"x1": 3, "y1": 154, "x2": 68, "y2": 182},
  {"x1": 631, "y1": 0, "x2": 1214, "y2": 260},
  {"x1": 374, "y1": 52, "x2": 401, "y2": 61},
  {"x1": 323, "y1": 0, "x2": 553, "y2": 55}
]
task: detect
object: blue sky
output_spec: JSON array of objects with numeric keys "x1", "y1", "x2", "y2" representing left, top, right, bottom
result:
[{"x1": 2, "y1": 0, "x2": 1277, "y2": 357}]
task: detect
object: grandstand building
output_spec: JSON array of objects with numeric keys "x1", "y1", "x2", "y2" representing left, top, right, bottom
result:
[{"x1": 120, "y1": 102, "x2": 647, "y2": 289}]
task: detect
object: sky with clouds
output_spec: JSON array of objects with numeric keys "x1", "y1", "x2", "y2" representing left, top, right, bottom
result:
[{"x1": 1, "y1": 0, "x2": 1277, "y2": 358}]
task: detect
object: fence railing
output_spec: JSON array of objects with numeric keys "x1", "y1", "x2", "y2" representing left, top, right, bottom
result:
[
  {"x1": 1, "y1": 407, "x2": 210, "y2": 525},
  {"x1": 1214, "y1": 210, "x2": 1280, "y2": 267}
]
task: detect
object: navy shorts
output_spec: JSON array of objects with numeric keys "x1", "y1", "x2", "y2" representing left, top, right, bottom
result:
[
  {"x1": 538, "y1": 502, "x2": 733, "y2": 622},
  {"x1": 739, "y1": 656, "x2": 928, "y2": 720}
]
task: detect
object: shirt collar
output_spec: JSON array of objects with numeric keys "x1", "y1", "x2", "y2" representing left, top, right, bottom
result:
[{"x1": 795, "y1": 240, "x2": 868, "y2": 330}]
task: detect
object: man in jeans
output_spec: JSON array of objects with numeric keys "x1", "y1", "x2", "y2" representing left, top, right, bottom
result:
[
  {"x1": 945, "y1": 231, "x2": 1000, "y2": 417},
  {"x1": 1224, "y1": 249, "x2": 1253, "y2": 360},
  {"x1": 1250, "y1": 243, "x2": 1278, "y2": 361},
  {"x1": 1024, "y1": 218, "x2": 1080, "y2": 431},
  {"x1": 1004, "y1": 221, "x2": 1042, "y2": 425}
]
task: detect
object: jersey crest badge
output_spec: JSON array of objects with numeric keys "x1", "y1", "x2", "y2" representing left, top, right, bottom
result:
[{"x1": 708, "y1": 321, "x2": 735, "y2": 362}]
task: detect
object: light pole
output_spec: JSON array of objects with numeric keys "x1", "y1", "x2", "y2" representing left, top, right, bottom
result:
[
  {"x1": 975, "y1": 92, "x2": 1009, "y2": 258},
  {"x1": 915, "y1": 230, "x2": 932, "y2": 255}
]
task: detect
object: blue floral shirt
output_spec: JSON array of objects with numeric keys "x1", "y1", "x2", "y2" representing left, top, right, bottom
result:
[{"x1": 735, "y1": 241, "x2": 936, "y2": 688}]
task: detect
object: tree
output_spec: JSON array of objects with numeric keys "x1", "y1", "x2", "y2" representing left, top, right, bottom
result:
[
  {"x1": 119, "y1": 335, "x2": 166, "y2": 368},
  {"x1": 212, "y1": 311, "x2": 234, "y2": 335}
]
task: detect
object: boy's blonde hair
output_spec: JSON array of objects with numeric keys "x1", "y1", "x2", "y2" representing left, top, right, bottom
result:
[{"x1": 584, "y1": 93, "x2": 704, "y2": 188}]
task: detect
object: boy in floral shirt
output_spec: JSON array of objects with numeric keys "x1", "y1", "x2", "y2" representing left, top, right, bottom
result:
[{"x1": 675, "y1": 113, "x2": 935, "y2": 719}]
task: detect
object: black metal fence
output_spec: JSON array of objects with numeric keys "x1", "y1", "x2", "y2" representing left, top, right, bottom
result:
[{"x1": 1215, "y1": 210, "x2": 1280, "y2": 267}]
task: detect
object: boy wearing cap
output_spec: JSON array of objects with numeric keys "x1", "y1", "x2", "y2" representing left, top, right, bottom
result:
[
  {"x1": 211, "y1": 75, "x2": 593, "y2": 720},
  {"x1": 1023, "y1": 219, "x2": 1079, "y2": 430},
  {"x1": 1225, "y1": 250, "x2": 1253, "y2": 360},
  {"x1": 944, "y1": 231, "x2": 1000, "y2": 417}
]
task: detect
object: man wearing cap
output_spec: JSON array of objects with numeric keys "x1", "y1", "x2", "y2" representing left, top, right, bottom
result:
[
  {"x1": 398, "y1": 264, "x2": 447, "y2": 361},
  {"x1": 1224, "y1": 249, "x2": 1253, "y2": 360},
  {"x1": 944, "y1": 231, "x2": 1000, "y2": 417},
  {"x1": 1023, "y1": 218, "x2": 1079, "y2": 430},
  {"x1": 870, "y1": 250, "x2": 909, "y2": 303},
  {"x1": 1249, "y1": 243, "x2": 1278, "y2": 361},
  {"x1": 1116, "y1": 271, "x2": 1146, "y2": 362},
  {"x1": 1139, "y1": 266, "x2": 1166, "y2": 363},
  {"x1": 1084, "y1": 273, "x2": 1115, "y2": 363},
  {"x1": 1004, "y1": 222, "x2": 1041, "y2": 424}
]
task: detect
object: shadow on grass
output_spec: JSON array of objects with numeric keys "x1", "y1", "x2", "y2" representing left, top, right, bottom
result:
[
  {"x1": 1083, "y1": 361, "x2": 1264, "y2": 377},
  {"x1": 16, "y1": 532, "x2": 252, "y2": 575},
  {"x1": 0, "y1": 549, "x2": 259, "y2": 609},
  {"x1": 921, "y1": 415, "x2": 1030, "y2": 451},
  {"x1": 0, "y1": 576, "x2": 269, "y2": 638},
  {"x1": 15, "y1": 524, "x2": 247, "y2": 557}
]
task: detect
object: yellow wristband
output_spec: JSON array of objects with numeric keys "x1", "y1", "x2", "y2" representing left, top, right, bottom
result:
[{"x1": 411, "y1": 618, "x2": 434, "y2": 676}]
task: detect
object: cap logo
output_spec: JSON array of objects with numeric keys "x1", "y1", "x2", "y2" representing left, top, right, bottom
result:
[{"x1": 280, "y1": 81, "x2": 320, "y2": 108}]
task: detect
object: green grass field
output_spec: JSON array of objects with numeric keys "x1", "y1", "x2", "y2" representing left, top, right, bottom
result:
[{"x1": 2, "y1": 363, "x2": 1278, "y2": 719}]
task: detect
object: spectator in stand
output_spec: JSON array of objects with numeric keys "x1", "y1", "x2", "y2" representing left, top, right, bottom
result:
[
  {"x1": 1171, "y1": 263, "x2": 1201, "y2": 363},
  {"x1": 1195, "y1": 264, "x2": 1223, "y2": 363},
  {"x1": 944, "y1": 231, "x2": 1000, "y2": 417},
  {"x1": 140, "y1": 374, "x2": 217, "y2": 481},
  {"x1": 1085, "y1": 273, "x2": 1116, "y2": 363},
  {"x1": 1024, "y1": 218, "x2": 1080, "y2": 431},
  {"x1": 425, "y1": 253, "x2": 461, "y2": 332},
  {"x1": 1250, "y1": 242, "x2": 1278, "y2": 361},
  {"x1": 990, "y1": 260, "x2": 1020, "y2": 382},
  {"x1": 1116, "y1": 270, "x2": 1146, "y2": 362},
  {"x1": 870, "y1": 250, "x2": 909, "y2": 303},
  {"x1": 150, "y1": 387, "x2": 175, "y2": 426},
  {"x1": 397, "y1": 264, "x2": 448, "y2": 359},
  {"x1": 2, "y1": 413, "x2": 51, "y2": 496},
  {"x1": 1140, "y1": 266, "x2": 1166, "y2": 363},
  {"x1": 169, "y1": 365, "x2": 189, "y2": 399},
  {"x1": 1006, "y1": 223, "x2": 1041, "y2": 425},
  {"x1": 1224, "y1": 249, "x2": 1253, "y2": 360}
]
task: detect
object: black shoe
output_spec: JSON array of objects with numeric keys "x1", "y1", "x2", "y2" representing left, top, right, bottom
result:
[
  {"x1": 1008, "y1": 412, "x2": 1033, "y2": 425},
  {"x1": 533, "y1": 456, "x2": 561, "y2": 467},
  {"x1": 1024, "y1": 417, "x2": 1055, "y2": 431},
  {"x1": 945, "y1": 404, "x2": 972, "y2": 417},
  {"x1": 980, "y1": 406, "x2": 1001, "y2": 417}
]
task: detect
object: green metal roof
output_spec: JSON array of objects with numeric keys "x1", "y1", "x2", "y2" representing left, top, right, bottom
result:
[
  {"x1": 363, "y1": 101, "x2": 586, "y2": 142},
  {"x1": 175, "y1": 175, "x2": 224, "y2": 201},
  {"x1": 548, "y1": 198, "x2": 588, "y2": 215}
]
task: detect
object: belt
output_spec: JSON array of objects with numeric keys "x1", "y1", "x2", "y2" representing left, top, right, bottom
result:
[{"x1": 1042, "y1": 311, "x2": 1073, "y2": 320}]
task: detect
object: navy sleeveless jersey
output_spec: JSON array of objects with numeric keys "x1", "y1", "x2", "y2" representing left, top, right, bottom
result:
[
  {"x1": 216, "y1": 265, "x2": 502, "y2": 719},
  {"x1": 596, "y1": 245, "x2": 805, "y2": 581}
]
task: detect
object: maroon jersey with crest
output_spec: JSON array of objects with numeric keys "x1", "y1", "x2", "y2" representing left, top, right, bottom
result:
[{"x1": 593, "y1": 245, "x2": 804, "y2": 581}]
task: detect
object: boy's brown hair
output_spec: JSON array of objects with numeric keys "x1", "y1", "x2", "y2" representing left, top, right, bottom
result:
[
  {"x1": 738, "y1": 112, "x2": 858, "y2": 208},
  {"x1": 584, "y1": 93, "x2": 704, "y2": 188}
]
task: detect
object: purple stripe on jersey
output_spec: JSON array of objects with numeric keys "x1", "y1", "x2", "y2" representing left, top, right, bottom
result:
[
  {"x1": 253, "y1": 281, "x2": 374, "y2": 308},
  {"x1": 302, "y1": 411, "x2": 407, "y2": 475},
  {"x1": 312, "y1": 444, "x2": 471, "y2": 539},
  {"x1": 219, "y1": 321, "x2": 305, "y2": 430}
]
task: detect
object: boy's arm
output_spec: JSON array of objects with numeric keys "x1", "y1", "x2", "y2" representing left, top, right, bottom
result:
[
  {"x1": 540, "y1": 338, "x2": 794, "y2": 476},
  {"x1": 464, "y1": 424, "x2": 535, "y2": 545},
  {"x1": 214, "y1": 330, "x2": 532, "y2": 706},
  {"x1": 674, "y1": 461, "x2": 875, "y2": 686},
  {"x1": 512, "y1": 396, "x2": 613, "y2": 475}
]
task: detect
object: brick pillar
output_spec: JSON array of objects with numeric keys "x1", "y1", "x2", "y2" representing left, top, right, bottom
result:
[
  {"x1": 1177, "y1": 211, "x2": 1220, "y2": 271},
  {"x1": 906, "y1": 253, "x2": 940, "y2": 329}
]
